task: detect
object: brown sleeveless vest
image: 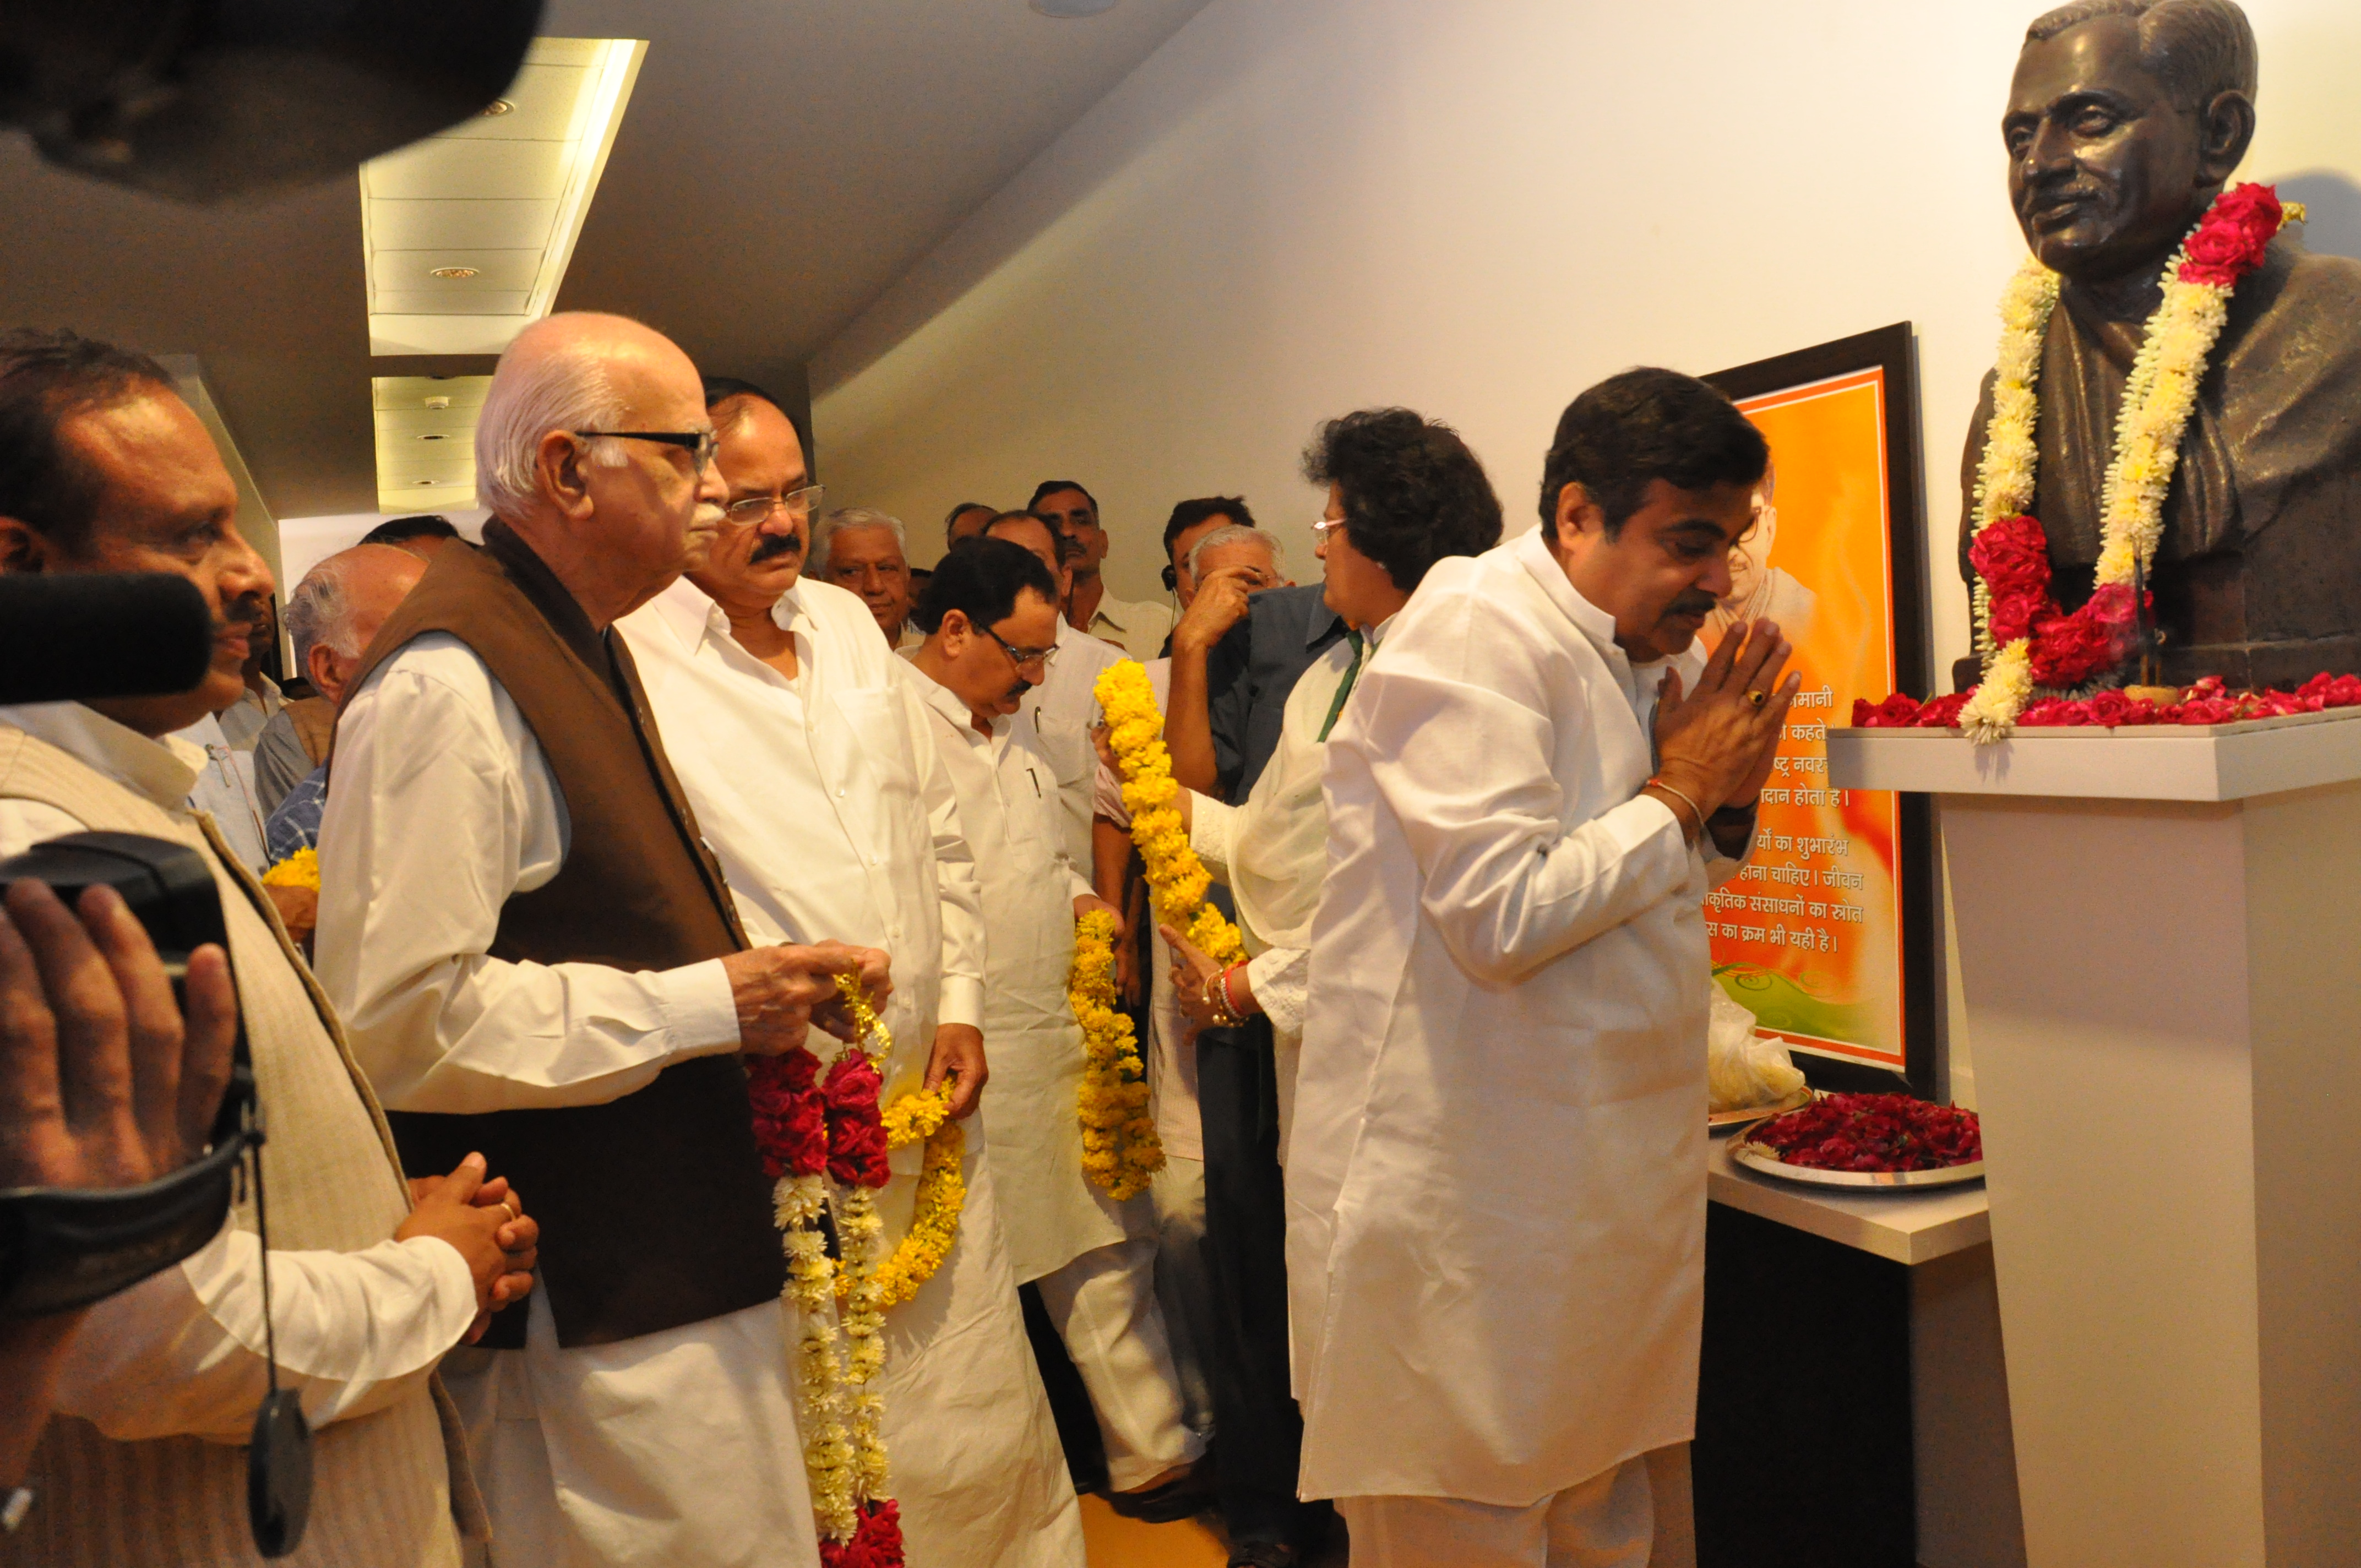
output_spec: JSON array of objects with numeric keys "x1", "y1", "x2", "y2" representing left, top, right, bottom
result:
[{"x1": 342, "y1": 521, "x2": 784, "y2": 1348}]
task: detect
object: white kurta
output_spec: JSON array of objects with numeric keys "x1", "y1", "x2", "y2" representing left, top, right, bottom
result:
[
  {"x1": 1020, "y1": 619, "x2": 1127, "y2": 874},
  {"x1": 0, "y1": 703, "x2": 480, "y2": 1444},
  {"x1": 1185, "y1": 622, "x2": 1375, "y2": 1161},
  {"x1": 905, "y1": 661, "x2": 1149, "y2": 1283},
  {"x1": 315, "y1": 633, "x2": 818, "y2": 1568},
  {"x1": 617, "y1": 578, "x2": 1082, "y2": 1566},
  {"x1": 1289, "y1": 527, "x2": 1747, "y2": 1506}
]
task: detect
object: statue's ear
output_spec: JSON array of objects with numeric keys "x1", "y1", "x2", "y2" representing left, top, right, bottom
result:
[{"x1": 2197, "y1": 89, "x2": 2256, "y2": 186}]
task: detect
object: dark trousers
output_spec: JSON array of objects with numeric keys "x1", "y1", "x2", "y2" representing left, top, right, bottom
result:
[{"x1": 1196, "y1": 1016, "x2": 1332, "y2": 1547}]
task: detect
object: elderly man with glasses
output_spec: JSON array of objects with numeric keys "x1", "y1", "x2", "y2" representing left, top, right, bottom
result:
[
  {"x1": 316, "y1": 315, "x2": 892, "y2": 1568},
  {"x1": 909, "y1": 538, "x2": 1209, "y2": 1524}
]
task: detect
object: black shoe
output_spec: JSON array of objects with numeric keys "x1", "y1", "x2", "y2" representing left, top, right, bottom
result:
[
  {"x1": 1227, "y1": 1543, "x2": 1302, "y2": 1568},
  {"x1": 1103, "y1": 1467, "x2": 1213, "y2": 1523}
]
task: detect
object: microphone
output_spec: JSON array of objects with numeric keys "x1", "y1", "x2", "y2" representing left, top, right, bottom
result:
[{"x1": 0, "y1": 574, "x2": 214, "y2": 706}]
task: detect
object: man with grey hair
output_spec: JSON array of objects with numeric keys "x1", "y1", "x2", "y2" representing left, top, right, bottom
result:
[
  {"x1": 813, "y1": 505, "x2": 920, "y2": 649},
  {"x1": 317, "y1": 312, "x2": 893, "y2": 1568},
  {"x1": 254, "y1": 543, "x2": 426, "y2": 848}
]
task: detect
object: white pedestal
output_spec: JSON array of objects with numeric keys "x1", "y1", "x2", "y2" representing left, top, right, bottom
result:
[{"x1": 1829, "y1": 713, "x2": 2361, "y2": 1568}]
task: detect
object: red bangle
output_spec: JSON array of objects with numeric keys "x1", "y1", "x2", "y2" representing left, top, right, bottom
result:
[{"x1": 1216, "y1": 964, "x2": 1249, "y2": 1023}]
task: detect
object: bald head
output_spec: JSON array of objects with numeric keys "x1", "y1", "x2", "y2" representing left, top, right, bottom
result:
[
  {"x1": 289, "y1": 542, "x2": 427, "y2": 704},
  {"x1": 471, "y1": 311, "x2": 727, "y2": 629}
]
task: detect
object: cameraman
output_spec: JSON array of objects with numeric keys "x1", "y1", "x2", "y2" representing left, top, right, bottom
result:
[
  {"x1": 0, "y1": 329, "x2": 534, "y2": 1566},
  {"x1": 0, "y1": 878, "x2": 237, "y2": 1500}
]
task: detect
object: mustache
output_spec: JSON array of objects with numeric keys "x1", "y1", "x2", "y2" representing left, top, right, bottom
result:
[
  {"x1": 218, "y1": 592, "x2": 267, "y2": 639},
  {"x1": 751, "y1": 532, "x2": 804, "y2": 564},
  {"x1": 1005, "y1": 677, "x2": 1035, "y2": 702},
  {"x1": 1667, "y1": 591, "x2": 1719, "y2": 619}
]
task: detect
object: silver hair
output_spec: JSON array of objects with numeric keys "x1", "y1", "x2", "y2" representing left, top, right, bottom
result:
[
  {"x1": 285, "y1": 555, "x2": 360, "y2": 671},
  {"x1": 812, "y1": 507, "x2": 908, "y2": 574},
  {"x1": 474, "y1": 336, "x2": 630, "y2": 517},
  {"x1": 1187, "y1": 521, "x2": 1284, "y2": 581}
]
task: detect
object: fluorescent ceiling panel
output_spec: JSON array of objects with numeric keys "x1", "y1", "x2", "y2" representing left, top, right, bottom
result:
[
  {"x1": 361, "y1": 36, "x2": 645, "y2": 358},
  {"x1": 373, "y1": 374, "x2": 492, "y2": 516}
]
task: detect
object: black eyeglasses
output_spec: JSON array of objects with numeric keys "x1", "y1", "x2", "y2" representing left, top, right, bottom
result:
[
  {"x1": 982, "y1": 622, "x2": 1059, "y2": 671},
  {"x1": 722, "y1": 484, "x2": 826, "y2": 525},
  {"x1": 573, "y1": 429, "x2": 719, "y2": 473}
]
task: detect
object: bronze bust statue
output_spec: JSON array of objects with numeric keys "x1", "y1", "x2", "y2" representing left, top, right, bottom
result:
[{"x1": 1956, "y1": 0, "x2": 2361, "y2": 692}]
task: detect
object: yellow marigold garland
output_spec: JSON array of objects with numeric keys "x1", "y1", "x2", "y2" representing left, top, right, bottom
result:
[
  {"x1": 1071, "y1": 911, "x2": 1160, "y2": 1200},
  {"x1": 1094, "y1": 661, "x2": 1245, "y2": 965},
  {"x1": 259, "y1": 846, "x2": 320, "y2": 891},
  {"x1": 851, "y1": 1075, "x2": 965, "y2": 1311}
]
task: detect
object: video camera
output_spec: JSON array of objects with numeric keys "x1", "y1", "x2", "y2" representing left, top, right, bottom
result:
[{"x1": 0, "y1": 576, "x2": 312, "y2": 1553}]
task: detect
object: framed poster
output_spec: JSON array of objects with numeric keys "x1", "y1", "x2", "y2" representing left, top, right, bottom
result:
[{"x1": 1702, "y1": 323, "x2": 1937, "y2": 1099}]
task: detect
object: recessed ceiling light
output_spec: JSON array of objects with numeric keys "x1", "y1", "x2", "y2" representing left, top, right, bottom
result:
[
  {"x1": 1031, "y1": 0, "x2": 1118, "y2": 14},
  {"x1": 418, "y1": 433, "x2": 448, "y2": 441},
  {"x1": 481, "y1": 99, "x2": 515, "y2": 117},
  {"x1": 423, "y1": 395, "x2": 451, "y2": 409},
  {"x1": 428, "y1": 266, "x2": 480, "y2": 280}
]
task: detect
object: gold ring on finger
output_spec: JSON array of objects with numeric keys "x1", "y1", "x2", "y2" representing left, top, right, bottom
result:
[{"x1": 1747, "y1": 689, "x2": 1768, "y2": 708}]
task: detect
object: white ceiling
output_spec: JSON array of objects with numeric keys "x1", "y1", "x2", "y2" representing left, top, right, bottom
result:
[{"x1": 0, "y1": 0, "x2": 1214, "y2": 525}]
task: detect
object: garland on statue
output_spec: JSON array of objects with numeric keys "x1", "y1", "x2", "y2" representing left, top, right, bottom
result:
[
  {"x1": 1069, "y1": 910, "x2": 1159, "y2": 1200},
  {"x1": 747, "y1": 977, "x2": 963, "y2": 1568},
  {"x1": 1886, "y1": 183, "x2": 2302, "y2": 743}
]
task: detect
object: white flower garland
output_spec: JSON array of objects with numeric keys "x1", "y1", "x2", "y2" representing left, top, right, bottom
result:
[{"x1": 1960, "y1": 197, "x2": 2299, "y2": 742}]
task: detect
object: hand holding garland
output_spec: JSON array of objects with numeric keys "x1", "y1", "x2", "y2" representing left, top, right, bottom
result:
[{"x1": 725, "y1": 940, "x2": 894, "y2": 1058}]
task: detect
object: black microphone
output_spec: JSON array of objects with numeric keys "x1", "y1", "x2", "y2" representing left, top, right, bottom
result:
[{"x1": 0, "y1": 574, "x2": 214, "y2": 706}]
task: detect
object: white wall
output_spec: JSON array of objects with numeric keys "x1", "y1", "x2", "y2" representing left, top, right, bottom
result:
[{"x1": 813, "y1": 0, "x2": 2361, "y2": 688}]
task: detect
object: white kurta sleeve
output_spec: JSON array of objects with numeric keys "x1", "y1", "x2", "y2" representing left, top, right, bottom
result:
[
  {"x1": 1187, "y1": 792, "x2": 1239, "y2": 882},
  {"x1": 1351, "y1": 647, "x2": 1696, "y2": 989},
  {"x1": 316, "y1": 645, "x2": 741, "y2": 1114},
  {"x1": 1244, "y1": 944, "x2": 1309, "y2": 1038},
  {"x1": 911, "y1": 683, "x2": 986, "y2": 1032},
  {"x1": 51, "y1": 1226, "x2": 477, "y2": 1444}
]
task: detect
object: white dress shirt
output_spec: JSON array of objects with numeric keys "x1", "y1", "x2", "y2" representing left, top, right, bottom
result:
[
  {"x1": 315, "y1": 633, "x2": 740, "y2": 1114},
  {"x1": 0, "y1": 700, "x2": 477, "y2": 1444},
  {"x1": 616, "y1": 576, "x2": 986, "y2": 1069},
  {"x1": 1020, "y1": 620, "x2": 1128, "y2": 872},
  {"x1": 1287, "y1": 527, "x2": 1748, "y2": 1506},
  {"x1": 906, "y1": 661, "x2": 1143, "y2": 1283},
  {"x1": 167, "y1": 709, "x2": 270, "y2": 873},
  {"x1": 1082, "y1": 590, "x2": 1174, "y2": 663}
]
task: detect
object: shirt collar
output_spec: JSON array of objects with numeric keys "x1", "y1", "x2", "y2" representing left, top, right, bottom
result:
[
  {"x1": 650, "y1": 576, "x2": 724, "y2": 652},
  {"x1": 909, "y1": 662, "x2": 1005, "y2": 742},
  {"x1": 1304, "y1": 593, "x2": 1344, "y2": 651},
  {"x1": 0, "y1": 701, "x2": 204, "y2": 810},
  {"x1": 1089, "y1": 594, "x2": 1136, "y2": 631}
]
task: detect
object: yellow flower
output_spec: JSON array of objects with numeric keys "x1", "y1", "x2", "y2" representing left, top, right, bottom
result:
[
  {"x1": 1069, "y1": 908, "x2": 1161, "y2": 1200},
  {"x1": 260, "y1": 846, "x2": 320, "y2": 892}
]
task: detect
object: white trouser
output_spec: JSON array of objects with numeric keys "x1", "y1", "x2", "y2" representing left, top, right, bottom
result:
[
  {"x1": 1150, "y1": 1153, "x2": 1216, "y2": 1441},
  {"x1": 443, "y1": 1292, "x2": 820, "y2": 1568},
  {"x1": 1032, "y1": 1235, "x2": 1207, "y2": 1490},
  {"x1": 1338, "y1": 1458, "x2": 1653, "y2": 1568}
]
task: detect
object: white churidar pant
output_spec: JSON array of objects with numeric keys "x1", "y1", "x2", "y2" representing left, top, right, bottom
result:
[
  {"x1": 1337, "y1": 1457, "x2": 1653, "y2": 1568},
  {"x1": 1031, "y1": 1237, "x2": 1205, "y2": 1491}
]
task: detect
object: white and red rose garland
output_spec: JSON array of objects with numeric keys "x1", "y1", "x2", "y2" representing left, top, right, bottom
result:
[
  {"x1": 746, "y1": 981, "x2": 918, "y2": 1568},
  {"x1": 1863, "y1": 183, "x2": 2304, "y2": 742}
]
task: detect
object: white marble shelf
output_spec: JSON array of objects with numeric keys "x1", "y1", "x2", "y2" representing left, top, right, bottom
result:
[
  {"x1": 1706, "y1": 1134, "x2": 1990, "y2": 1266},
  {"x1": 1825, "y1": 704, "x2": 2361, "y2": 801}
]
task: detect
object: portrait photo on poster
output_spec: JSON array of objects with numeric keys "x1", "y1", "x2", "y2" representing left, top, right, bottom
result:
[{"x1": 1704, "y1": 323, "x2": 1938, "y2": 1100}]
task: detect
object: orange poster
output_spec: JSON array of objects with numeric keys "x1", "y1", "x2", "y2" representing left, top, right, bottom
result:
[{"x1": 1705, "y1": 364, "x2": 1911, "y2": 1072}]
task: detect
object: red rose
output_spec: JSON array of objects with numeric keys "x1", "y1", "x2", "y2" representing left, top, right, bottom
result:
[
  {"x1": 822, "y1": 1501, "x2": 906, "y2": 1568},
  {"x1": 1913, "y1": 692, "x2": 1972, "y2": 728},
  {"x1": 2084, "y1": 689, "x2": 2134, "y2": 726},
  {"x1": 2180, "y1": 183, "x2": 2281, "y2": 287},
  {"x1": 822, "y1": 1053, "x2": 891, "y2": 1188},
  {"x1": 748, "y1": 1048, "x2": 828, "y2": 1179},
  {"x1": 1854, "y1": 692, "x2": 1923, "y2": 727},
  {"x1": 2027, "y1": 603, "x2": 2129, "y2": 687},
  {"x1": 1969, "y1": 515, "x2": 2054, "y2": 598}
]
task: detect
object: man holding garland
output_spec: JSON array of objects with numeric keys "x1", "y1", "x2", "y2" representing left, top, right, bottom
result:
[
  {"x1": 317, "y1": 313, "x2": 890, "y2": 1567},
  {"x1": 613, "y1": 378, "x2": 1081, "y2": 1566},
  {"x1": 1288, "y1": 369, "x2": 1796, "y2": 1566},
  {"x1": 906, "y1": 538, "x2": 1207, "y2": 1521}
]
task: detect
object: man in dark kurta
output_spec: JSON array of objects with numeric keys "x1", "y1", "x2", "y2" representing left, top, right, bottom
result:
[{"x1": 1956, "y1": 0, "x2": 2361, "y2": 692}]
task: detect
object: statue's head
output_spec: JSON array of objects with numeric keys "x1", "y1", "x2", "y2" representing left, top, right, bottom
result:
[{"x1": 2006, "y1": 0, "x2": 2257, "y2": 284}]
